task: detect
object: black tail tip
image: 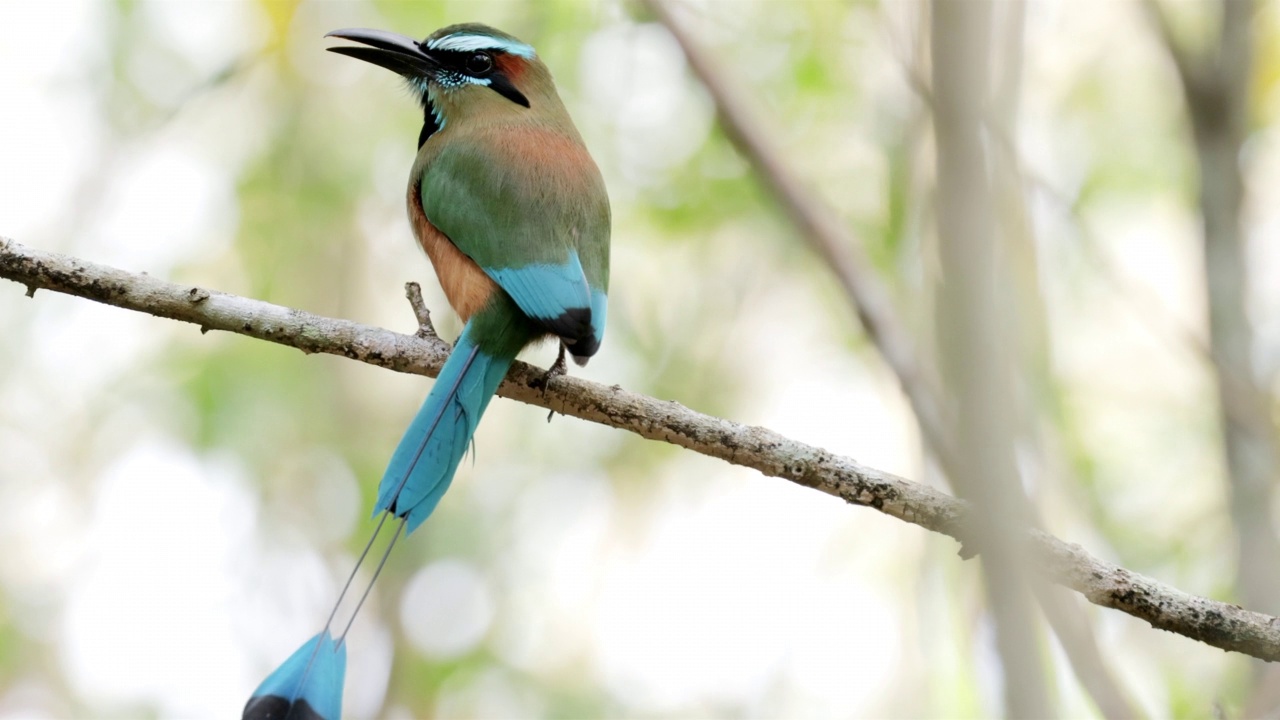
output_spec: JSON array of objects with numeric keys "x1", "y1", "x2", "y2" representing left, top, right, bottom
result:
[
  {"x1": 568, "y1": 332, "x2": 600, "y2": 361},
  {"x1": 244, "y1": 696, "x2": 327, "y2": 720}
]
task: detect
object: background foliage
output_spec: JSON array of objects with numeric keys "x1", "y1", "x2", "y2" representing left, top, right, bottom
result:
[{"x1": 1, "y1": 0, "x2": 1279, "y2": 717}]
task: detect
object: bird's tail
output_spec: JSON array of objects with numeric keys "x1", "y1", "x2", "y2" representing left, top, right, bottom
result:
[
  {"x1": 242, "y1": 631, "x2": 346, "y2": 720},
  {"x1": 374, "y1": 312, "x2": 527, "y2": 533},
  {"x1": 244, "y1": 308, "x2": 532, "y2": 720}
]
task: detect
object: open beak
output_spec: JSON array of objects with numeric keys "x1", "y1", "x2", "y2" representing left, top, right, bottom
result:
[{"x1": 325, "y1": 28, "x2": 439, "y2": 79}]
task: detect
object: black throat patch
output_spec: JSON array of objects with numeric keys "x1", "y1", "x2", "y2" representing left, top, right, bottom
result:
[{"x1": 419, "y1": 95, "x2": 441, "y2": 148}]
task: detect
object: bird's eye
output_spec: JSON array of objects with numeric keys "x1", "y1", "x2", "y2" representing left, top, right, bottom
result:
[{"x1": 465, "y1": 52, "x2": 494, "y2": 76}]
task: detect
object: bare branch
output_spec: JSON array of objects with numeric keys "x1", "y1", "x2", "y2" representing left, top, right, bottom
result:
[
  {"x1": 642, "y1": 1, "x2": 1142, "y2": 712},
  {"x1": 4, "y1": 235, "x2": 1280, "y2": 662},
  {"x1": 404, "y1": 281, "x2": 439, "y2": 341},
  {"x1": 636, "y1": 0, "x2": 953, "y2": 468}
]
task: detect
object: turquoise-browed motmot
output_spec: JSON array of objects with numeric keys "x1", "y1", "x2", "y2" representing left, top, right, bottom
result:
[{"x1": 243, "y1": 23, "x2": 610, "y2": 720}]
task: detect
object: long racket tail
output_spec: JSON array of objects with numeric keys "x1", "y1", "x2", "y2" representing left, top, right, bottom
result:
[
  {"x1": 242, "y1": 631, "x2": 346, "y2": 720},
  {"x1": 243, "y1": 312, "x2": 526, "y2": 719}
]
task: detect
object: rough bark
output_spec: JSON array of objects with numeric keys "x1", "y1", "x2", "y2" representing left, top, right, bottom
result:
[{"x1": 4, "y1": 235, "x2": 1280, "y2": 664}]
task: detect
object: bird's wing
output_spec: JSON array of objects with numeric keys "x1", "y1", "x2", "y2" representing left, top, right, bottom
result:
[{"x1": 418, "y1": 128, "x2": 610, "y2": 347}]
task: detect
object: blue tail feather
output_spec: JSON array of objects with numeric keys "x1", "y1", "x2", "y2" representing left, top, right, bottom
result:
[
  {"x1": 246, "y1": 318, "x2": 519, "y2": 719},
  {"x1": 374, "y1": 318, "x2": 517, "y2": 533},
  {"x1": 243, "y1": 631, "x2": 346, "y2": 720}
]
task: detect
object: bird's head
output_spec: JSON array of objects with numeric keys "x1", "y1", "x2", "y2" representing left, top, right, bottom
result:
[{"x1": 326, "y1": 24, "x2": 556, "y2": 146}]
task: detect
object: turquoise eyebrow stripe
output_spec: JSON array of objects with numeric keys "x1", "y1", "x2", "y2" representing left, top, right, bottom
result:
[
  {"x1": 485, "y1": 251, "x2": 591, "y2": 321},
  {"x1": 426, "y1": 33, "x2": 536, "y2": 59}
]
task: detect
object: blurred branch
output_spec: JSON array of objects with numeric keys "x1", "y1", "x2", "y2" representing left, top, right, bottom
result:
[
  {"x1": 1022, "y1": 158, "x2": 1216, "y2": 364},
  {"x1": 893, "y1": 33, "x2": 1218, "y2": 383},
  {"x1": 1146, "y1": 0, "x2": 1280, "y2": 709},
  {"x1": 645, "y1": 1, "x2": 1143, "y2": 715},
  {"x1": 1141, "y1": 0, "x2": 1209, "y2": 101},
  {"x1": 1035, "y1": 586, "x2": 1143, "y2": 720},
  {"x1": 977, "y1": 19, "x2": 1141, "y2": 707},
  {"x1": 636, "y1": 0, "x2": 953, "y2": 468},
  {"x1": 5, "y1": 236, "x2": 1280, "y2": 663},
  {"x1": 931, "y1": 1, "x2": 1049, "y2": 714}
]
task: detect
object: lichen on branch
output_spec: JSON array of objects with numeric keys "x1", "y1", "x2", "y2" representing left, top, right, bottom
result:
[{"x1": 3, "y1": 235, "x2": 1279, "y2": 662}]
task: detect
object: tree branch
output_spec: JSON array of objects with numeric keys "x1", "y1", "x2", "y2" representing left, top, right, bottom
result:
[
  {"x1": 3, "y1": 235, "x2": 1280, "y2": 662},
  {"x1": 1146, "y1": 0, "x2": 1280, "y2": 709},
  {"x1": 1141, "y1": 0, "x2": 1210, "y2": 103},
  {"x1": 932, "y1": 1, "x2": 1049, "y2": 713},
  {"x1": 639, "y1": 2, "x2": 1139, "y2": 713},
  {"x1": 636, "y1": 0, "x2": 953, "y2": 469}
]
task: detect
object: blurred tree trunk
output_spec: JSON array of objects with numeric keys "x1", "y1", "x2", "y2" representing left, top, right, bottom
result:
[
  {"x1": 1150, "y1": 0, "x2": 1280, "y2": 709},
  {"x1": 1196, "y1": 3, "x2": 1280, "y2": 710},
  {"x1": 1192, "y1": 0, "x2": 1280, "y2": 620},
  {"x1": 931, "y1": 1, "x2": 1051, "y2": 716},
  {"x1": 987, "y1": 5, "x2": 1139, "y2": 716}
]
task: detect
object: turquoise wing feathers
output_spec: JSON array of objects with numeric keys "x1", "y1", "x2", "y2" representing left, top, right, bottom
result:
[{"x1": 419, "y1": 132, "x2": 610, "y2": 357}]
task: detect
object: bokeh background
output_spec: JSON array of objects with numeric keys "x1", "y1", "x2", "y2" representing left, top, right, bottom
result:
[{"x1": 2, "y1": 0, "x2": 1280, "y2": 717}]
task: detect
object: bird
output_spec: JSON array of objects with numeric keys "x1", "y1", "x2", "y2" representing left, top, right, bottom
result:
[{"x1": 243, "y1": 23, "x2": 610, "y2": 720}]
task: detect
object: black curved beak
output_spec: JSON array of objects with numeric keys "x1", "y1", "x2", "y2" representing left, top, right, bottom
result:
[{"x1": 325, "y1": 28, "x2": 439, "y2": 79}]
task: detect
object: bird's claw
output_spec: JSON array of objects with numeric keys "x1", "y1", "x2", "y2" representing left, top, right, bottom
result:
[
  {"x1": 532, "y1": 343, "x2": 568, "y2": 389},
  {"x1": 532, "y1": 344, "x2": 569, "y2": 422},
  {"x1": 545, "y1": 342, "x2": 569, "y2": 383}
]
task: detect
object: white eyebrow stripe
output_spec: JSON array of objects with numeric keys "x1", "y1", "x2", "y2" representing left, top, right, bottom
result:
[{"x1": 426, "y1": 33, "x2": 536, "y2": 58}]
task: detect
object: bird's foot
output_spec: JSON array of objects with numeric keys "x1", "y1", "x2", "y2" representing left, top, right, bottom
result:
[
  {"x1": 531, "y1": 343, "x2": 568, "y2": 391},
  {"x1": 545, "y1": 342, "x2": 569, "y2": 384},
  {"x1": 404, "y1": 281, "x2": 439, "y2": 341},
  {"x1": 532, "y1": 343, "x2": 569, "y2": 421}
]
